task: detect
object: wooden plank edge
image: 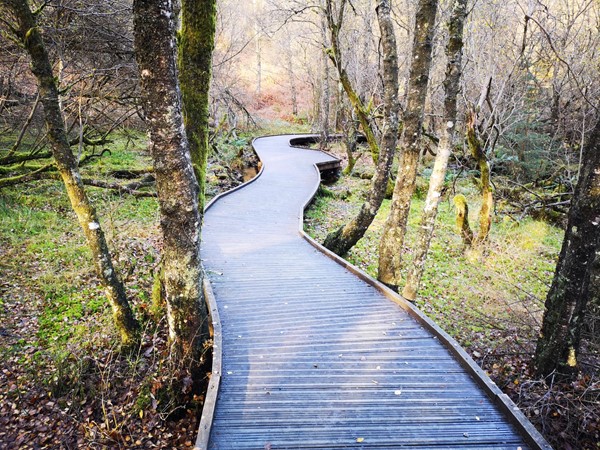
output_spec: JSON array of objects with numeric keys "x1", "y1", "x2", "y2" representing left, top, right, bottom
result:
[
  {"x1": 288, "y1": 134, "x2": 343, "y2": 167},
  {"x1": 194, "y1": 277, "x2": 222, "y2": 450},
  {"x1": 204, "y1": 136, "x2": 267, "y2": 212},
  {"x1": 297, "y1": 156, "x2": 553, "y2": 450}
]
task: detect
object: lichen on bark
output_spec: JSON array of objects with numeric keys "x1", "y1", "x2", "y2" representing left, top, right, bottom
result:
[{"x1": 133, "y1": 0, "x2": 210, "y2": 381}]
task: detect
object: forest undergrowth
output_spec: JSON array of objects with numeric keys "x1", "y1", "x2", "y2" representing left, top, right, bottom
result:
[
  {"x1": 0, "y1": 124, "x2": 278, "y2": 449},
  {"x1": 305, "y1": 143, "x2": 599, "y2": 450}
]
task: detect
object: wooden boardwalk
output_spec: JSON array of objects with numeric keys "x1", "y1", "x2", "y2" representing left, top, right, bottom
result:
[{"x1": 198, "y1": 135, "x2": 551, "y2": 449}]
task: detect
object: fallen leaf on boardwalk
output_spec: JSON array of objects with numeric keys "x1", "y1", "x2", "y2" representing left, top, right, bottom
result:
[{"x1": 356, "y1": 437, "x2": 364, "y2": 443}]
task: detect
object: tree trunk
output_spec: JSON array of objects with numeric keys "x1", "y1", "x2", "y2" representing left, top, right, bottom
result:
[
  {"x1": 535, "y1": 118, "x2": 600, "y2": 377},
  {"x1": 323, "y1": 0, "x2": 399, "y2": 256},
  {"x1": 285, "y1": 49, "x2": 298, "y2": 116},
  {"x1": 320, "y1": 11, "x2": 331, "y2": 150},
  {"x1": 178, "y1": 0, "x2": 216, "y2": 212},
  {"x1": 133, "y1": 0, "x2": 209, "y2": 377},
  {"x1": 453, "y1": 194, "x2": 473, "y2": 247},
  {"x1": 402, "y1": 0, "x2": 468, "y2": 301},
  {"x1": 324, "y1": 0, "x2": 379, "y2": 164},
  {"x1": 378, "y1": 0, "x2": 439, "y2": 288},
  {"x1": 466, "y1": 109, "x2": 493, "y2": 243},
  {"x1": 7, "y1": 0, "x2": 139, "y2": 347},
  {"x1": 342, "y1": 106, "x2": 359, "y2": 176},
  {"x1": 253, "y1": 0, "x2": 262, "y2": 98}
]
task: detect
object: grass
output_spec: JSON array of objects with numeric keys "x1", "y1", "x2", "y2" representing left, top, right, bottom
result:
[
  {"x1": 0, "y1": 120, "x2": 304, "y2": 360},
  {"x1": 305, "y1": 165, "x2": 563, "y2": 345},
  {"x1": 0, "y1": 128, "x2": 158, "y2": 355}
]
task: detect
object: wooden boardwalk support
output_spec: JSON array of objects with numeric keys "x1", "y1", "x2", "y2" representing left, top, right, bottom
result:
[{"x1": 197, "y1": 135, "x2": 551, "y2": 449}]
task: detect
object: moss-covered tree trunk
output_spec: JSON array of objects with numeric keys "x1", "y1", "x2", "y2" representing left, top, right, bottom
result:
[
  {"x1": 6, "y1": 0, "x2": 139, "y2": 346},
  {"x1": 178, "y1": 0, "x2": 216, "y2": 212},
  {"x1": 378, "y1": 0, "x2": 438, "y2": 288},
  {"x1": 535, "y1": 118, "x2": 600, "y2": 377},
  {"x1": 402, "y1": 0, "x2": 468, "y2": 301},
  {"x1": 453, "y1": 194, "x2": 473, "y2": 247},
  {"x1": 322, "y1": 0, "x2": 399, "y2": 256},
  {"x1": 324, "y1": 0, "x2": 380, "y2": 164},
  {"x1": 133, "y1": 0, "x2": 209, "y2": 377},
  {"x1": 466, "y1": 109, "x2": 493, "y2": 243}
]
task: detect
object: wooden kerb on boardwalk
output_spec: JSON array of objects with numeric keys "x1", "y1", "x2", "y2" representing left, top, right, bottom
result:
[{"x1": 197, "y1": 135, "x2": 551, "y2": 449}]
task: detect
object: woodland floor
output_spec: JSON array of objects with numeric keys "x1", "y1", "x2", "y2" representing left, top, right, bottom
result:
[
  {"x1": 304, "y1": 142, "x2": 600, "y2": 450},
  {"x1": 0, "y1": 125, "x2": 267, "y2": 449},
  {"x1": 1, "y1": 126, "x2": 598, "y2": 449}
]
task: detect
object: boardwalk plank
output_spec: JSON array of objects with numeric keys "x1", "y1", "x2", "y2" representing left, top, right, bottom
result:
[{"x1": 198, "y1": 135, "x2": 550, "y2": 449}]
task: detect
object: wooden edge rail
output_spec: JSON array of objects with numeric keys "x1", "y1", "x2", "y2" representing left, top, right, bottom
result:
[
  {"x1": 194, "y1": 277, "x2": 222, "y2": 450},
  {"x1": 295, "y1": 143, "x2": 553, "y2": 450}
]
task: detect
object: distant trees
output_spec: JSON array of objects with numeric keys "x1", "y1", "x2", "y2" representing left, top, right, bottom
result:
[
  {"x1": 0, "y1": 0, "x2": 140, "y2": 192},
  {"x1": 2, "y1": 0, "x2": 139, "y2": 346},
  {"x1": 132, "y1": 0, "x2": 210, "y2": 381},
  {"x1": 535, "y1": 116, "x2": 600, "y2": 377}
]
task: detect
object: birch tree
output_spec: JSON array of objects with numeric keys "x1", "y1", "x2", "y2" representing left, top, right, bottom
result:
[
  {"x1": 402, "y1": 0, "x2": 468, "y2": 300},
  {"x1": 133, "y1": 0, "x2": 209, "y2": 377},
  {"x1": 3, "y1": 0, "x2": 139, "y2": 346},
  {"x1": 322, "y1": 0, "x2": 400, "y2": 256},
  {"x1": 378, "y1": 0, "x2": 438, "y2": 288}
]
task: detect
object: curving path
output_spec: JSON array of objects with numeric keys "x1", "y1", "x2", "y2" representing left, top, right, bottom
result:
[{"x1": 198, "y1": 135, "x2": 551, "y2": 449}]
